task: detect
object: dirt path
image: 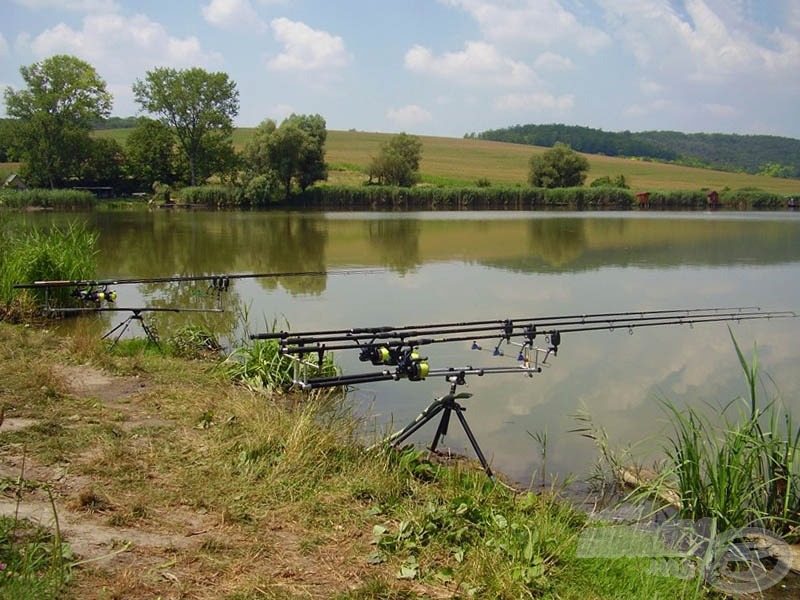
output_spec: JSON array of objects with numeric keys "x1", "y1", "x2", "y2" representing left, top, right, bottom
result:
[{"x1": 0, "y1": 362, "x2": 387, "y2": 599}]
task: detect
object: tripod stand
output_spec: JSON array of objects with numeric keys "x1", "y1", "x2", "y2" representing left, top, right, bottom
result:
[
  {"x1": 383, "y1": 373, "x2": 495, "y2": 480},
  {"x1": 102, "y1": 309, "x2": 161, "y2": 350}
]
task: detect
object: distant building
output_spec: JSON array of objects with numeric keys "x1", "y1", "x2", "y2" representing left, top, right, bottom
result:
[
  {"x1": 707, "y1": 190, "x2": 720, "y2": 208},
  {"x1": 2, "y1": 173, "x2": 28, "y2": 190}
]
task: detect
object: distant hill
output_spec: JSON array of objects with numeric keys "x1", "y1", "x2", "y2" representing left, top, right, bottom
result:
[
  {"x1": 92, "y1": 116, "x2": 139, "y2": 130},
  {"x1": 472, "y1": 124, "x2": 800, "y2": 178}
]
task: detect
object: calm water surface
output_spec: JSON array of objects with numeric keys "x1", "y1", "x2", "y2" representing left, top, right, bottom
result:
[{"x1": 18, "y1": 209, "x2": 800, "y2": 484}]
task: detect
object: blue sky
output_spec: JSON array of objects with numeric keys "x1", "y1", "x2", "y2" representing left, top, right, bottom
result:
[{"x1": 2, "y1": 0, "x2": 799, "y2": 138}]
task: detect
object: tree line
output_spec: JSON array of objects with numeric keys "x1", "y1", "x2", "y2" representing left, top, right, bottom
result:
[
  {"x1": 1, "y1": 54, "x2": 426, "y2": 200},
  {"x1": 471, "y1": 123, "x2": 800, "y2": 179},
  {"x1": 4, "y1": 54, "x2": 613, "y2": 203}
]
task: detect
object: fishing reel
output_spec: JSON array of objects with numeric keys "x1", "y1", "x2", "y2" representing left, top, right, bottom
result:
[
  {"x1": 72, "y1": 286, "x2": 117, "y2": 305},
  {"x1": 397, "y1": 349, "x2": 430, "y2": 382},
  {"x1": 357, "y1": 344, "x2": 429, "y2": 381},
  {"x1": 359, "y1": 344, "x2": 393, "y2": 365}
]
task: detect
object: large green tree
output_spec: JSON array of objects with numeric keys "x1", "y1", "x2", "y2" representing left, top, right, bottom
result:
[
  {"x1": 3, "y1": 55, "x2": 112, "y2": 188},
  {"x1": 528, "y1": 142, "x2": 590, "y2": 188},
  {"x1": 124, "y1": 117, "x2": 178, "y2": 188},
  {"x1": 242, "y1": 114, "x2": 328, "y2": 201},
  {"x1": 132, "y1": 67, "x2": 239, "y2": 186},
  {"x1": 367, "y1": 132, "x2": 423, "y2": 187}
]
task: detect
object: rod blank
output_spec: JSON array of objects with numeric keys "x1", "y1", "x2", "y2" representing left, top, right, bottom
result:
[
  {"x1": 13, "y1": 267, "x2": 385, "y2": 289},
  {"x1": 271, "y1": 308, "x2": 796, "y2": 355}
]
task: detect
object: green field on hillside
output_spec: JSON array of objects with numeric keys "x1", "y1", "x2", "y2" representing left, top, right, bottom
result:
[{"x1": 31, "y1": 128, "x2": 800, "y2": 194}]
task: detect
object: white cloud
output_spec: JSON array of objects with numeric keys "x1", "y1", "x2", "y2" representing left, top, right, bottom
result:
[
  {"x1": 387, "y1": 104, "x2": 433, "y2": 127},
  {"x1": 624, "y1": 99, "x2": 675, "y2": 117},
  {"x1": 639, "y1": 79, "x2": 663, "y2": 95},
  {"x1": 267, "y1": 18, "x2": 351, "y2": 72},
  {"x1": 202, "y1": 0, "x2": 265, "y2": 31},
  {"x1": 441, "y1": 0, "x2": 610, "y2": 53},
  {"x1": 13, "y1": 0, "x2": 119, "y2": 11},
  {"x1": 533, "y1": 51, "x2": 574, "y2": 71},
  {"x1": 790, "y1": 3, "x2": 800, "y2": 32},
  {"x1": 23, "y1": 13, "x2": 221, "y2": 74},
  {"x1": 600, "y1": 0, "x2": 800, "y2": 84},
  {"x1": 0, "y1": 34, "x2": 8, "y2": 58},
  {"x1": 493, "y1": 92, "x2": 574, "y2": 112},
  {"x1": 405, "y1": 41, "x2": 535, "y2": 86},
  {"x1": 702, "y1": 103, "x2": 738, "y2": 118}
]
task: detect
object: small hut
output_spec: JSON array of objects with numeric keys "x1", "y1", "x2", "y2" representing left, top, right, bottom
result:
[{"x1": 3, "y1": 173, "x2": 28, "y2": 190}]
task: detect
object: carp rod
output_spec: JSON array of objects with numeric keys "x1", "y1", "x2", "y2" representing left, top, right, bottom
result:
[
  {"x1": 256, "y1": 307, "x2": 796, "y2": 357},
  {"x1": 262, "y1": 306, "x2": 797, "y2": 480},
  {"x1": 13, "y1": 267, "x2": 386, "y2": 290}
]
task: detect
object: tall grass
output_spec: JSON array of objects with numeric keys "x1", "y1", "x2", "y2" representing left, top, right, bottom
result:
[
  {"x1": 0, "y1": 189, "x2": 95, "y2": 209},
  {"x1": 0, "y1": 220, "x2": 97, "y2": 319},
  {"x1": 222, "y1": 337, "x2": 338, "y2": 393},
  {"x1": 0, "y1": 455, "x2": 71, "y2": 599},
  {"x1": 635, "y1": 331, "x2": 800, "y2": 540}
]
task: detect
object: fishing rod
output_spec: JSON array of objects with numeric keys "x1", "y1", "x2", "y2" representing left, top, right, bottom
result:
[
  {"x1": 266, "y1": 308, "x2": 795, "y2": 358},
  {"x1": 14, "y1": 267, "x2": 386, "y2": 348},
  {"x1": 260, "y1": 306, "x2": 797, "y2": 479},
  {"x1": 255, "y1": 306, "x2": 763, "y2": 344},
  {"x1": 12, "y1": 267, "x2": 386, "y2": 289}
]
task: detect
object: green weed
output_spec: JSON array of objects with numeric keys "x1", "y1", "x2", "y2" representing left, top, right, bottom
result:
[
  {"x1": 222, "y1": 338, "x2": 337, "y2": 393},
  {"x1": 0, "y1": 220, "x2": 97, "y2": 319}
]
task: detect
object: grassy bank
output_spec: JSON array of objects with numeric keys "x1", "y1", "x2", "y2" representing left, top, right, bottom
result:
[{"x1": 0, "y1": 323, "x2": 710, "y2": 599}]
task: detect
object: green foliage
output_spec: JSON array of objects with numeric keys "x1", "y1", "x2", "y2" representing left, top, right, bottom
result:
[
  {"x1": 369, "y1": 452, "x2": 697, "y2": 598},
  {"x1": 167, "y1": 324, "x2": 222, "y2": 359},
  {"x1": 0, "y1": 221, "x2": 97, "y2": 316},
  {"x1": 367, "y1": 132, "x2": 423, "y2": 187},
  {"x1": 591, "y1": 174, "x2": 629, "y2": 188},
  {"x1": 222, "y1": 338, "x2": 337, "y2": 393},
  {"x1": 632, "y1": 333, "x2": 800, "y2": 540},
  {"x1": 124, "y1": 117, "x2": 180, "y2": 188},
  {"x1": 0, "y1": 515, "x2": 71, "y2": 599},
  {"x1": 243, "y1": 173, "x2": 281, "y2": 205},
  {"x1": 758, "y1": 162, "x2": 795, "y2": 178},
  {"x1": 4, "y1": 55, "x2": 112, "y2": 188},
  {"x1": 91, "y1": 115, "x2": 138, "y2": 129},
  {"x1": 301, "y1": 184, "x2": 634, "y2": 209},
  {"x1": 0, "y1": 119, "x2": 20, "y2": 162},
  {"x1": 719, "y1": 189, "x2": 786, "y2": 208},
  {"x1": 179, "y1": 185, "x2": 244, "y2": 207},
  {"x1": 75, "y1": 137, "x2": 125, "y2": 188},
  {"x1": 133, "y1": 67, "x2": 239, "y2": 186},
  {"x1": 529, "y1": 142, "x2": 589, "y2": 188},
  {"x1": 478, "y1": 123, "x2": 677, "y2": 161},
  {"x1": 476, "y1": 122, "x2": 800, "y2": 178},
  {"x1": 0, "y1": 189, "x2": 95, "y2": 209},
  {"x1": 242, "y1": 114, "x2": 329, "y2": 201}
]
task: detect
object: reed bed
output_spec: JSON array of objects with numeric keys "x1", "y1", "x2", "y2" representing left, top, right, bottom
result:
[
  {"x1": 0, "y1": 220, "x2": 97, "y2": 319},
  {"x1": 0, "y1": 189, "x2": 95, "y2": 209},
  {"x1": 607, "y1": 332, "x2": 800, "y2": 542}
]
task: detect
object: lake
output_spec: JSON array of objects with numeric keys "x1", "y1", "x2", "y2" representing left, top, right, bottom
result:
[{"x1": 16, "y1": 209, "x2": 800, "y2": 485}]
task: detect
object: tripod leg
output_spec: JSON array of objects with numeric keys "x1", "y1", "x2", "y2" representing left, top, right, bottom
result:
[
  {"x1": 137, "y1": 316, "x2": 162, "y2": 351},
  {"x1": 430, "y1": 407, "x2": 452, "y2": 452},
  {"x1": 453, "y1": 408, "x2": 495, "y2": 480},
  {"x1": 377, "y1": 399, "x2": 446, "y2": 449},
  {"x1": 102, "y1": 317, "x2": 134, "y2": 349}
]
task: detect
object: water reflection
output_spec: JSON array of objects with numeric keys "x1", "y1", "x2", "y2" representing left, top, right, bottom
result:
[{"x1": 14, "y1": 209, "x2": 800, "y2": 484}]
